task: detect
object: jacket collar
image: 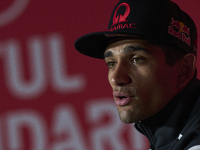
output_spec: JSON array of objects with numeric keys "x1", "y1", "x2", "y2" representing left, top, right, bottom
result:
[{"x1": 134, "y1": 77, "x2": 200, "y2": 149}]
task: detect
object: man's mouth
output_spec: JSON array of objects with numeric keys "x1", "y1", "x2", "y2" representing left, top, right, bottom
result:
[
  {"x1": 118, "y1": 96, "x2": 128, "y2": 99},
  {"x1": 113, "y1": 91, "x2": 133, "y2": 106}
]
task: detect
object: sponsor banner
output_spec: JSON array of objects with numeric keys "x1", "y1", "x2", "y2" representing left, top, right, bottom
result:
[{"x1": 0, "y1": 0, "x2": 199, "y2": 149}]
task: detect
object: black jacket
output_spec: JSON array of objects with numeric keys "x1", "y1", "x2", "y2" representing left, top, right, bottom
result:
[{"x1": 135, "y1": 77, "x2": 200, "y2": 150}]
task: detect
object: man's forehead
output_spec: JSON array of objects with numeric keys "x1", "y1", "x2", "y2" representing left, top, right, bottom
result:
[{"x1": 104, "y1": 39, "x2": 153, "y2": 58}]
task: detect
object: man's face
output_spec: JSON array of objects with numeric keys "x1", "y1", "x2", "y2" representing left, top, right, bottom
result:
[{"x1": 104, "y1": 39, "x2": 179, "y2": 123}]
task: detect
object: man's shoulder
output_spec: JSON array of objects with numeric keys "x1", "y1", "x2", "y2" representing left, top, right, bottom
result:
[{"x1": 175, "y1": 111, "x2": 200, "y2": 149}]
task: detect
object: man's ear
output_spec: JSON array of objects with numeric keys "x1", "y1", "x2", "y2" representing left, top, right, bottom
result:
[{"x1": 176, "y1": 53, "x2": 196, "y2": 89}]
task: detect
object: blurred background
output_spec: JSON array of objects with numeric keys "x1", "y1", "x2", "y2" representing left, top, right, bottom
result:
[{"x1": 0, "y1": 0, "x2": 199, "y2": 149}]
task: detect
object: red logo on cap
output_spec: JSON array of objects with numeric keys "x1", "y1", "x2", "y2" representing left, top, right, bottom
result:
[
  {"x1": 168, "y1": 18, "x2": 191, "y2": 46},
  {"x1": 112, "y1": 3, "x2": 130, "y2": 26}
]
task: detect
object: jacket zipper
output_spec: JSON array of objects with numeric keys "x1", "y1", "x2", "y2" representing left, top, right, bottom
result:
[
  {"x1": 149, "y1": 145, "x2": 155, "y2": 150},
  {"x1": 136, "y1": 122, "x2": 156, "y2": 149}
]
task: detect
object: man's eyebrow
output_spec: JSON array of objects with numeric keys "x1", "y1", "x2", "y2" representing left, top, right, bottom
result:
[
  {"x1": 104, "y1": 45, "x2": 150, "y2": 59},
  {"x1": 104, "y1": 51, "x2": 113, "y2": 59}
]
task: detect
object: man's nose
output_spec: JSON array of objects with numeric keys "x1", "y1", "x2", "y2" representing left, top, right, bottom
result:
[{"x1": 110, "y1": 62, "x2": 132, "y2": 86}]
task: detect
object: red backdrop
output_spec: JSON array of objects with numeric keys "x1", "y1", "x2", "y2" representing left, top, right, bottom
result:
[{"x1": 0, "y1": 0, "x2": 199, "y2": 150}]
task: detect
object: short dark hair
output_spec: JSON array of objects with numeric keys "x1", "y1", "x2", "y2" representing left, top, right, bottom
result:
[
  {"x1": 162, "y1": 44, "x2": 198, "y2": 78},
  {"x1": 161, "y1": 45, "x2": 186, "y2": 66},
  {"x1": 149, "y1": 40, "x2": 186, "y2": 66},
  {"x1": 150, "y1": 40, "x2": 198, "y2": 78}
]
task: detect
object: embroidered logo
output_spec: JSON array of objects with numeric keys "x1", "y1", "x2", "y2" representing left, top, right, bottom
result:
[
  {"x1": 108, "y1": 2, "x2": 136, "y2": 32},
  {"x1": 112, "y1": 2, "x2": 130, "y2": 26},
  {"x1": 168, "y1": 18, "x2": 191, "y2": 46}
]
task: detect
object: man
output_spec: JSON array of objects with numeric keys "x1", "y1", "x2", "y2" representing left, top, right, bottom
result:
[{"x1": 74, "y1": 0, "x2": 200, "y2": 149}]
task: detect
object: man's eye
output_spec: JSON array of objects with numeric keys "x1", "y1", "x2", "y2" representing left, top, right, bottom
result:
[
  {"x1": 132, "y1": 58, "x2": 146, "y2": 64},
  {"x1": 106, "y1": 62, "x2": 116, "y2": 69}
]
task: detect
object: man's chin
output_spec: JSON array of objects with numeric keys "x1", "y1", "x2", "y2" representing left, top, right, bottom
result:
[
  {"x1": 118, "y1": 110, "x2": 136, "y2": 124},
  {"x1": 120, "y1": 118, "x2": 135, "y2": 124}
]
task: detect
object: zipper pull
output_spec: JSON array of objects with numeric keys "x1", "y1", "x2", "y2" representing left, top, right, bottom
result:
[{"x1": 148, "y1": 145, "x2": 154, "y2": 150}]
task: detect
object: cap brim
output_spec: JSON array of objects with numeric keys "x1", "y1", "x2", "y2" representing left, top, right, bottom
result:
[{"x1": 74, "y1": 31, "x2": 139, "y2": 59}]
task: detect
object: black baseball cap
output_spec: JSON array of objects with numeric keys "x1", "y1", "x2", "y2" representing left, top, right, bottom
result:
[{"x1": 74, "y1": 0, "x2": 197, "y2": 59}]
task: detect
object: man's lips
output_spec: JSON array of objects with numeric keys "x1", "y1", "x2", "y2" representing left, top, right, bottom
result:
[{"x1": 113, "y1": 91, "x2": 133, "y2": 106}]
